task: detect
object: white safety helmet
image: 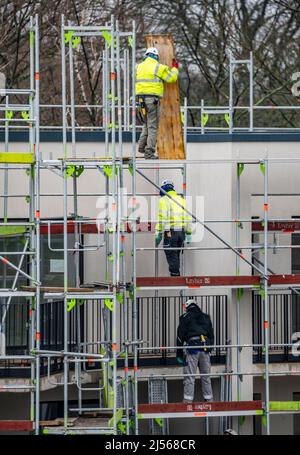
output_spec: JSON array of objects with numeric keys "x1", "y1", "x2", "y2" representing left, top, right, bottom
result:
[
  {"x1": 184, "y1": 299, "x2": 197, "y2": 309},
  {"x1": 161, "y1": 179, "x2": 174, "y2": 188},
  {"x1": 224, "y1": 428, "x2": 238, "y2": 435},
  {"x1": 145, "y1": 47, "x2": 159, "y2": 57}
]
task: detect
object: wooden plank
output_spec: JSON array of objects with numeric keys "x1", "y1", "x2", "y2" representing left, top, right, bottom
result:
[
  {"x1": 145, "y1": 34, "x2": 184, "y2": 160},
  {"x1": 0, "y1": 420, "x2": 33, "y2": 431},
  {"x1": 138, "y1": 401, "x2": 263, "y2": 414},
  {"x1": 137, "y1": 274, "x2": 300, "y2": 288}
]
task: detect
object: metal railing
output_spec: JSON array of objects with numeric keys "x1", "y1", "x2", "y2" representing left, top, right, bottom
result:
[{"x1": 253, "y1": 292, "x2": 300, "y2": 362}]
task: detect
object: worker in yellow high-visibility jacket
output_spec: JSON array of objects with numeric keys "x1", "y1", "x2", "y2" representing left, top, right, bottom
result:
[
  {"x1": 136, "y1": 47, "x2": 179, "y2": 159},
  {"x1": 155, "y1": 179, "x2": 193, "y2": 276}
]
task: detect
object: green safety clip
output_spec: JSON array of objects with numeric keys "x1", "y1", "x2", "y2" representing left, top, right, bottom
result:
[
  {"x1": 237, "y1": 163, "x2": 245, "y2": 177},
  {"x1": 224, "y1": 113, "x2": 230, "y2": 126},
  {"x1": 21, "y1": 111, "x2": 30, "y2": 121},
  {"x1": 154, "y1": 418, "x2": 164, "y2": 428},
  {"x1": 104, "y1": 298, "x2": 114, "y2": 312},
  {"x1": 67, "y1": 299, "x2": 76, "y2": 312},
  {"x1": 202, "y1": 113, "x2": 209, "y2": 126},
  {"x1": 116, "y1": 293, "x2": 124, "y2": 304},
  {"x1": 64, "y1": 30, "x2": 74, "y2": 44},
  {"x1": 66, "y1": 165, "x2": 84, "y2": 178},
  {"x1": 260, "y1": 162, "x2": 265, "y2": 176},
  {"x1": 128, "y1": 36, "x2": 133, "y2": 48},
  {"x1": 72, "y1": 36, "x2": 81, "y2": 49}
]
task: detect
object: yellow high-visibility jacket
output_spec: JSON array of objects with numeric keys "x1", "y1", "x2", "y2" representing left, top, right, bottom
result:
[
  {"x1": 156, "y1": 190, "x2": 193, "y2": 234},
  {"x1": 136, "y1": 56, "x2": 178, "y2": 98}
]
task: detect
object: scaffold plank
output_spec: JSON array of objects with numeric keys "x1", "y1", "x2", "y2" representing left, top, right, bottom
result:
[
  {"x1": 138, "y1": 401, "x2": 263, "y2": 419},
  {"x1": 0, "y1": 420, "x2": 33, "y2": 431},
  {"x1": 252, "y1": 221, "x2": 300, "y2": 232},
  {"x1": 0, "y1": 153, "x2": 34, "y2": 164},
  {"x1": 136, "y1": 274, "x2": 300, "y2": 289},
  {"x1": 145, "y1": 34, "x2": 185, "y2": 160}
]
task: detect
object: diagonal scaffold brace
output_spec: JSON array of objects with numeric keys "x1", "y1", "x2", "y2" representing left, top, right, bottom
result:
[{"x1": 135, "y1": 168, "x2": 268, "y2": 279}]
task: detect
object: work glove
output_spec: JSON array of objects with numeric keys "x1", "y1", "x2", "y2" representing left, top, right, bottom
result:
[
  {"x1": 185, "y1": 234, "x2": 192, "y2": 244},
  {"x1": 172, "y1": 58, "x2": 179, "y2": 69},
  {"x1": 176, "y1": 356, "x2": 185, "y2": 366},
  {"x1": 155, "y1": 233, "x2": 162, "y2": 247}
]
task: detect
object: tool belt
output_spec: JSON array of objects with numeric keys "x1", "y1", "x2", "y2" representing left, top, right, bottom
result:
[
  {"x1": 136, "y1": 95, "x2": 160, "y2": 124},
  {"x1": 187, "y1": 335, "x2": 208, "y2": 353}
]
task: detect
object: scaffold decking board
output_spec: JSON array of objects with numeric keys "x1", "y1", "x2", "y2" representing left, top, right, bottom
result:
[
  {"x1": 136, "y1": 274, "x2": 300, "y2": 289},
  {"x1": 0, "y1": 420, "x2": 33, "y2": 431},
  {"x1": 138, "y1": 401, "x2": 263, "y2": 419},
  {"x1": 22, "y1": 285, "x2": 112, "y2": 293},
  {"x1": 145, "y1": 34, "x2": 185, "y2": 160},
  {"x1": 0, "y1": 153, "x2": 34, "y2": 164},
  {"x1": 252, "y1": 221, "x2": 300, "y2": 232}
]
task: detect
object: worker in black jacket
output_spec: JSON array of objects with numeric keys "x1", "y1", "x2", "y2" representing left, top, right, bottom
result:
[{"x1": 176, "y1": 299, "x2": 214, "y2": 403}]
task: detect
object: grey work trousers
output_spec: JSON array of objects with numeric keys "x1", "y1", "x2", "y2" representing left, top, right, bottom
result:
[
  {"x1": 183, "y1": 350, "x2": 213, "y2": 402},
  {"x1": 138, "y1": 96, "x2": 160, "y2": 159}
]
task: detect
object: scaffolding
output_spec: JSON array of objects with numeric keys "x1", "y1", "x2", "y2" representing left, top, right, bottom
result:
[{"x1": 1, "y1": 15, "x2": 300, "y2": 436}]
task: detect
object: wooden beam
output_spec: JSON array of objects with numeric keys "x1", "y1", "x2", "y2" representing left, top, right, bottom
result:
[
  {"x1": 138, "y1": 400, "x2": 263, "y2": 414},
  {"x1": 145, "y1": 34, "x2": 184, "y2": 160}
]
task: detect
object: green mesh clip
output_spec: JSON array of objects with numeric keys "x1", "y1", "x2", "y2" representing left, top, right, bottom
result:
[
  {"x1": 25, "y1": 196, "x2": 31, "y2": 204},
  {"x1": 237, "y1": 163, "x2": 245, "y2": 177},
  {"x1": 260, "y1": 162, "x2": 265, "y2": 176},
  {"x1": 72, "y1": 36, "x2": 81, "y2": 49},
  {"x1": 104, "y1": 298, "x2": 114, "y2": 312},
  {"x1": 128, "y1": 164, "x2": 134, "y2": 176},
  {"x1": 108, "y1": 226, "x2": 116, "y2": 234},
  {"x1": 129, "y1": 290, "x2": 134, "y2": 301},
  {"x1": 42, "y1": 429, "x2": 49, "y2": 435},
  {"x1": 102, "y1": 31, "x2": 112, "y2": 47},
  {"x1": 202, "y1": 113, "x2": 209, "y2": 126},
  {"x1": 120, "y1": 352, "x2": 126, "y2": 359},
  {"x1": 154, "y1": 418, "x2": 164, "y2": 428},
  {"x1": 6, "y1": 110, "x2": 13, "y2": 120},
  {"x1": 109, "y1": 360, "x2": 114, "y2": 367},
  {"x1": 237, "y1": 288, "x2": 244, "y2": 300},
  {"x1": 108, "y1": 253, "x2": 114, "y2": 262},
  {"x1": 64, "y1": 30, "x2": 74, "y2": 44},
  {"x1": 103, "y1": 165, "x2": 113, "y2": 178},
  {"x1": 21, "y1": 111, "x2": 30, "y2": 121},
  {"x1": 120, "y1": 250, "x2": 124, "y2": 258},
  {"x1": 224, "y1": 113, "x2": 230, "y2": 126},
  {"x1": 67, "y1": 299, "x2": 76, "y2": 312},
  {"x1": 128, "y1": 36, "x2": 133, "y2": 48},
  {"x1": 78, "y1": 299, "x2": 85, "y2": 306},
  {"x1": 137, "y1": 413, "x2": 142, "y2": 420},
  {"x1": 116, "y1": 293, "x2": 123, "y2": 304},
  {"x1": 262, "y1": 414, "x2": 267, "y2": 428}
]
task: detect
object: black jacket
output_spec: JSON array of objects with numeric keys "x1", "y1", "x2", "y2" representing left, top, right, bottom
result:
[{"x1": 176, "y1": 303, "x2": 214, "y2": 358}]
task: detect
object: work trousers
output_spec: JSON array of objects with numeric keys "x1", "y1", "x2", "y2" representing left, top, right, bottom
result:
[
  {"x1": 163, "y1": 230, "x2": 185, "y2": 276},
  {"x1": 138, "y1": 96, "x2": 160, "y2": 159},
  {"x1": 183, "y1": 351, "x2": 213, "y2": 402}
]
